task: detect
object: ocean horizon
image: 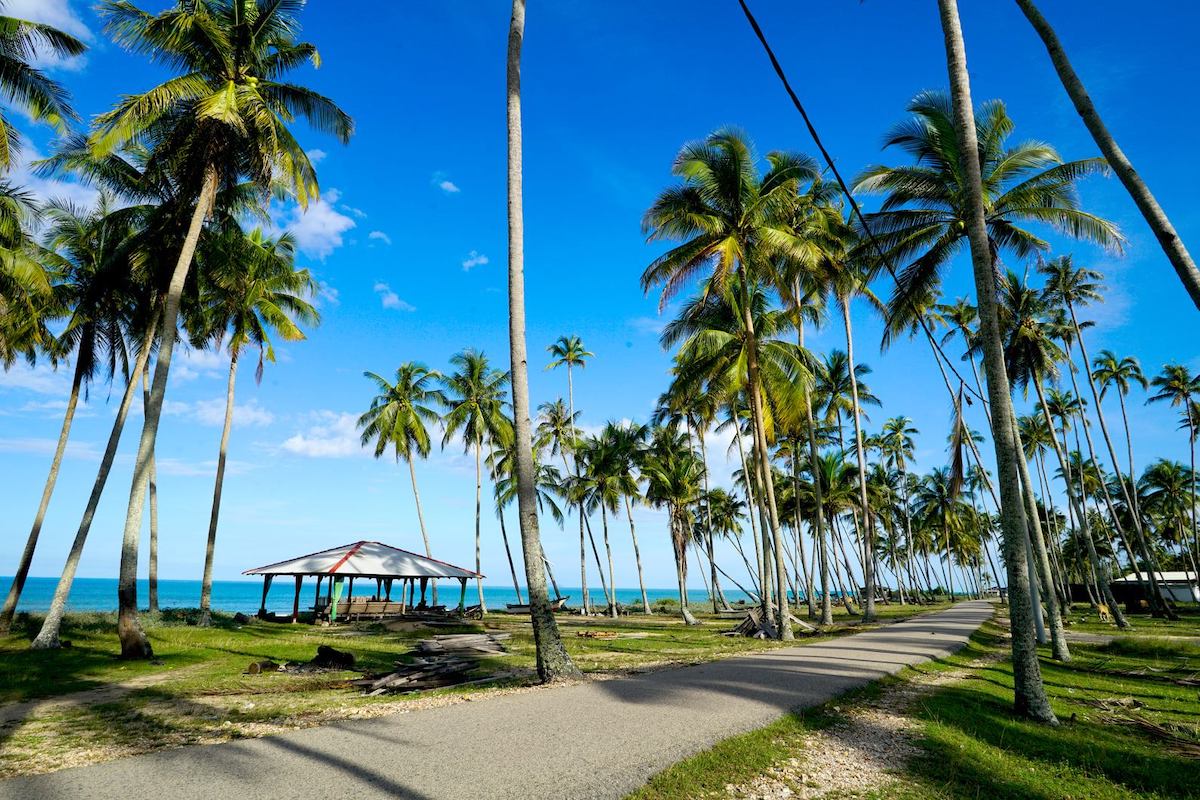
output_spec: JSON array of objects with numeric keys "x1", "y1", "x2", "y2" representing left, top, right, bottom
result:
[{"x1": 1, "y1": 576, "x2": 756, "y2": 615}]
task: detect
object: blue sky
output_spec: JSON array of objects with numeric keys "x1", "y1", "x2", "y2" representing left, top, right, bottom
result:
[{"x1": 1, "y1": 0, "x2": 1197, "y2": 593}]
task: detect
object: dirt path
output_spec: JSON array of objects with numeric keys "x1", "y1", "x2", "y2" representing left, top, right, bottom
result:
[{"x1": 0, "y1": 665, "x2": 202, "y2": 726}]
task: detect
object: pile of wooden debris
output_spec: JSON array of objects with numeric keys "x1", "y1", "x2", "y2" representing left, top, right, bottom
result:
[
  {"x1": 353, "y1": 632, "x2": 512, "y2": 695},
  {"x1": 245, "y1": 644, "x2": 357, "y2": 674}
]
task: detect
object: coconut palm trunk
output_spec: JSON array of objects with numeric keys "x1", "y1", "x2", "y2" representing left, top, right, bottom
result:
[
  {"x1": 0, "y1": 358, "x2": 85, "y2": 632},
  {"x1": 1067, "y1": 317, "x2": 1169, "y2": 613},
  {"x1": 739, "y1": 286, "x2": 792, "y2": 639},
  {"x1": 144, "y1": 370, "x2": 160, "y2": 616},
  {"x1": 473, "y1": 437, "x2": 486, "y2": 612},
  {"x1": 1014, "y1": 0, "x2": 1200, "y2": 310},
  {"x1": 408, "y1": 458, "x2": 438, "y2": 605},
  {"x1": 1014, "y1": 429, "x2": 1068, "y2": 658},
  {"x1": 937, "y1": 0, "x2": 1056, "y2": 722},
  {"x1": 31, "y1": 318, "x2": 158, "y2": 650},
  {"x1": 198, "y1": 351, "x2": 239, "y2": 625},
  {"x1": 116, "y1": 164, "x2": 218, "y2": 658},
  {"x1": 497, "y1": 507, "x2": 523, "y2": 604},
  {"x1": 600, "y1": 504, "x2": 617, "y2": 617},
  {"x1": 697, "y1": 428, "x2": 730, "y2": 612},
  {"x1": 1034, "y1": 376, "x2": 1128, "y2": 629},
  {"x1": 672, "y1": 515, "x2": 698, "y2": 625},
  {"x1": 842, "y1": 297, "x2": 876, "y2": 620},
  {"x1": 804, "y1": 399, "x2": 834, "y2": 623},
  {"x1": 624, "y1": 495, "x2": 651, "y2": 613},
  {"x1": 505, "y1": 0, "x2": 578, "y2": 681}
]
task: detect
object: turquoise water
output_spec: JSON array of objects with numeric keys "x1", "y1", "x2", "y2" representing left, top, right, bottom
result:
[{"x1": 1, "y1": 576, "x2": 755, "y2": 615}]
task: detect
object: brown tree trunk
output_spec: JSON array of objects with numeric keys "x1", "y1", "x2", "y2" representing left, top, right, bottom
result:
[
  {"x1": 505, "y1": 0, "x2": 578, "y2": 680},
  {"x1": 937, "y1": 0, "x2": 1056, "y2": 722},
  {"x1": 30, "y1": 316, "x2": 157, "y2": 649},
  {"x1": 199, "y1": 351, "x2": 239, "y2": 625},
  {"x1": 625, "y1": 495, "x2": 651, "y2": 614},
  {"x1": 1014, "y1": 0, "x2": 1200, "y2": 310},
  {"x1": 144, "y1": 369, "x2": 159, "y2": 615},
  {"x1": 0, "y1": 358, "x2": 85, "y2": 632},
  {"x1": 842, "y1": 297, "x2": 876, "y2": 621},
  {"x1": 116, "y1": 164, "x2": 219, "y2": 658},
  {"x1": 408, "y1": 457, "x2": 437, "y2": 605}
]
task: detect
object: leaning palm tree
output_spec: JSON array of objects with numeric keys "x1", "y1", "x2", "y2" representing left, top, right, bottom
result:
[
  {"x1": 191, "y1": 228, "x2": 316, "y2": 625},
  {"x1": 1092, "y1": 350, "x2": 1148, "y2": 506},
  {"x1": 93, "y1": 0, "x2": 352, "y2": 658},
  {"x1": 643, "y1": 129, "x2": 818, "y2": 641},
  {"x1": 0, "y1": 195, "x2": 139, "y2": 633},
  {"x1": 442, "y1": 349, "x2": 513, "y2": 613},
  {"x1": 643, "y1": 426, "x2": 704, "y2": 625},
  {"x1": 1013, "y1": 0, "x2": 1200, "y2": 310},
  {"x1": 930, "y1": 0, "x2": 1063, "y2": 723},
  {"x1": 0, "y1": 5, "x2": 86, "y2": 169},
  {"x1": 602, "y1": 420, "x2": 652, "y2": 614},
  {"x1": 1148, "y1": 364, "x2": 1200, "y2": 569},
  {"x1": 505, "y1": 0, "x2": 577, "y2": 680},
  {"x1": 358, "y1": 363, "x2": 445, "y2": 604}
]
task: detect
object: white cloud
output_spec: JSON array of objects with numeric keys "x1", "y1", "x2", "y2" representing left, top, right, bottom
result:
[
  {"x1": 0, "y1": 362, "x2": 70, "y2": 395},
  {"x1": 4, "y1": 0, "x2": 92, "y2": 71},
  {"x1": 432, "y1": 172, "x2": 460, "y2": 194},
  {"x1": 172, "y1": 347, "x2": 226, "y2": 382},
  {"x1": 368, "y1": 230, "x2": 392, "y2": 246},
  {"x1": 373, "y1": 282, "x2": 415, "y2": 311},
  {"x1": 164, "y1": 397, "x2": 275, "y2": 428},
  {"x1": 305, "y1": 148, "x2": 327, "y2": 165},
  {"x1": 0, "y1": 436, "x2": 99, "y2": 460},
  {"x1": 11, "y1": 146, "x2": 98, "y2": 210},
  {"x1": 340, "y1": 204, "x2": 368, "y2": 220},
  {"x1": 628, "y1": 316, "x2": 666, "y2": 336},
  {"x1": 462, "y1": 250, "x2": 489, "y2": 271},
  {"x1": 154, "y1": 457, "x2": 254, "y2": 477},
  {"x1": 274, "y1": 188, "x2": 356, "y2": 260},
  {"x1": 316, "y1": 281, "x2": 340, "y2": 307},
  {"x1": 280, "y1": 411, "x2": 364, "y2": 458}
]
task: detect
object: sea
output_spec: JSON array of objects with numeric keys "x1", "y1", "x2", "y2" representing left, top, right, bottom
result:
[{"x1": 1, "y1": 576, "x2": 755, "y2": 616}]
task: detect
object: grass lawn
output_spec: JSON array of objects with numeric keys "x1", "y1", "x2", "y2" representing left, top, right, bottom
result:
[
  {"x1": 1066, "y1": 602, "x2": 1200, "y2": 637},
  {"x1": 0, "y1": 600, "x2": 947, "y2": 777},
  {"x1": 629, "y1": 608, "x2": 1200, "y2": 800}
]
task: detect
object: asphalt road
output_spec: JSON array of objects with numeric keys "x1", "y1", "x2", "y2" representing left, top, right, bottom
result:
[{"x1": 0, "y1": 601, "x2": 993, "y2": 800}]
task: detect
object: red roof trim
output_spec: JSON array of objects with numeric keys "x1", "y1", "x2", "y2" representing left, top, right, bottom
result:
[{"x1": 328, "y1": 541, "x2": 367, "y2": 574}]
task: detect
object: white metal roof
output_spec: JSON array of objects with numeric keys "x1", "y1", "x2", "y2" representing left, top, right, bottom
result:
[
  {"x1": 1113, "y1": 571, "x2": 1197, "y2": 584},
  {"x1": 243, "y1": 541, "x2": 482, "y2": 579}
]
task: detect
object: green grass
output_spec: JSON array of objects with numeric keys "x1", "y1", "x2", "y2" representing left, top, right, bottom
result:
[
  {"x1": 1066, "y1": 603, "x2": 1200, "y2": 637},
  {"x1": 0, "y1": 600, "x2": 948, "y2": 777},
  {"x1": 628, "y1": 614, "x2": 1200, "y2": 800}
]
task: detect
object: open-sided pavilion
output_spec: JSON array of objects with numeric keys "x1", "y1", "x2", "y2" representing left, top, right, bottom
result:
[{"x1": 244, "y1": 540, "x2": 483, "y2": 622}]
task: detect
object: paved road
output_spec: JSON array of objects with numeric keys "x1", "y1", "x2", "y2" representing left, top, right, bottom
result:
[{"x1": 1, "y1": 601, "x2": 993, "y2": 800}]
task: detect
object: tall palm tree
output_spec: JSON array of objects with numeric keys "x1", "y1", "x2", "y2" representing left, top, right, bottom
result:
[
  {"x1": 643, "y1": 426, "x2": 704, "y2": 625},
  {"x1": 506, "y1": 0, "x2": 575, "y2": 679},
  {"x1": 0, "y1": 195, "x2": 139, "y2": 632},
  {"x1": 1148, "y1": 364, "x2": 1200, "y2": 569},
  {"x1": 192, "y1": 228, "x2": 316, "y2": 624},
  {"x1": 575, "y1": 435, "x2": 622, "y2": 617},
  {"x1": 442, "y1": 349, "x2": 513, "y2": 613},
  {"x1": 492, "y1": 442, "x2": 566, "y2": 602},
  {"x1": 93, "y1": 0, "x2": 352, "y2": 658},
  {"x1": 880, "y1": 417, "x2": 921, "y2": 602},
  {"x1": 602, "y1": 421, "x2": 652, "y2": 614},
  {"x1": 643, "y1": 130, "x2": 818, "y2": 640},
  {"x1": 546, "y1": 334, "x2": 593, "y2": 421},
  {"x1": 1092, "y1": 350, "x2": 1148, "y2": 507},
  {"x1": 0, "y1": 5, "x2": 86, "y2": 169},
  {"x1": 932, "y1": 0, "x2": 1059, "y2": 722},
  {"x1": 358, "y1": 363, "x2": 446, "y2": 605},
  {"x1": 1013, "y1": 0, "x2": 1200, "y2": 310}
]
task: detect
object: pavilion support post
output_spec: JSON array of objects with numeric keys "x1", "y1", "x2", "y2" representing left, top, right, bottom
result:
[
  {"x1": 291, "y1": 575, "x2": 302, "y2": 623},
  {"x1": 400, "y1": 580, "x2": 408, "y2": 614},
  {"x1": 258, "y1": 575, "x2": 273, "y2": 618},
  {"x1": 384, "y1": 578, "x2": 393, "y2": 601},
  {"x1": 408, "y1": 579, "x2": 416, "y2": 608},
  {"x1": 313, "y1": 576, "x2": 323, "y2": 619},
  {"x1": 347, "y1": 577, "x2": 354, "y2": 603},
  {"x1": 458, "y1": 578, "x2": 467, "y2": 612},
  {"x1": 419, "y1": 577, "x2": 428, "y2": 607},
  {"x1": 375, "y1": 578, "x2": 382, "y2": 600}
]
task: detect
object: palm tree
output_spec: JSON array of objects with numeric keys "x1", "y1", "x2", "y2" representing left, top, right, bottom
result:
[
  {"x1": 0, "y1": 6, "x2": 86, "y2": 169},
  {"x1": 506, "y1": 0, "x2": 575, "y2": 679},
  {"x1": 1092, "y1": 350, "x2": 1148, "y2": 505},
  {"x1": 932, "y1": 0, "x2": 1059, "y2": 723},
  {"x1": 575, "y1": 435, "x2": 621, "y2": 617},
  {"x1": 192, "y1": 228, "x2": 316, "y2": 624},
  {"x1": 442, "y1": 349, "x2": 513, "y2": 613},
  {"x1": 1013, "y1": 0, "x2": 1200, "y2": 310},
  {"x1": 0, "y1": 195, "x2": 139, "y2": 633},
  {"x1": 358, "y1": 363, "x2": 446, "y2": 605},
  {"x1": 1148, "y1": 364, "x2": 1200, "y2": 569},
  {"x1": 546, "y1": 334, "x2": 593, "y2": 421},
  {"x1": 643, "y1": 130, "x2": 818, "y2": 640},
  {"x1": 602, "y1": 421, "x2": 652, "y2": 614},
  {"x1": 93, "y1": 0, "x2": 352, "y2": 659},
  {"x1": 880, "y1": 417, "x2": 921, "y2": 601},
  {"x1": 492, "y1": 442, "x2": 566, "y2": 603},
  {"x1": 643, "y1": 426, "x2": 704, "y2": 625}
]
